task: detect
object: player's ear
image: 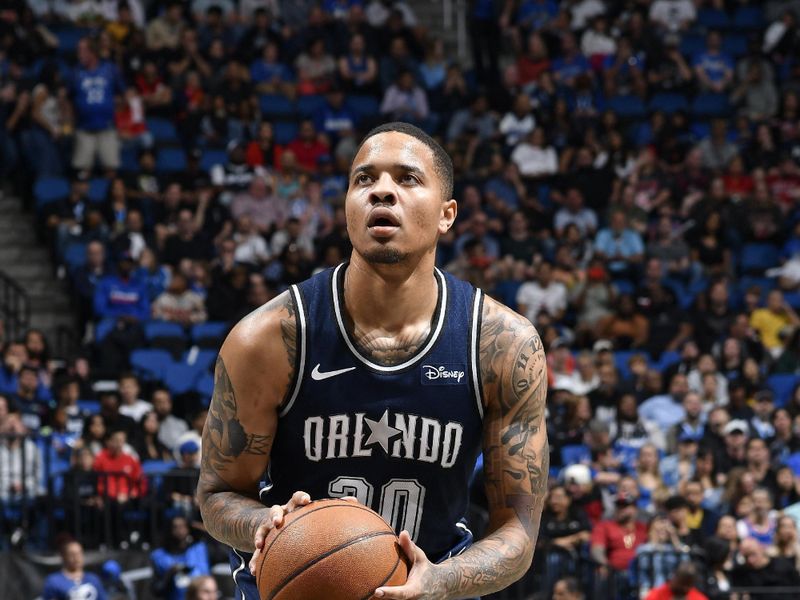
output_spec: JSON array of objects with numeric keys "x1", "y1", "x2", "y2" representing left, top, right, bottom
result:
[{"x1": 439, "y1": 199, "x2": 457, "y2": 234}]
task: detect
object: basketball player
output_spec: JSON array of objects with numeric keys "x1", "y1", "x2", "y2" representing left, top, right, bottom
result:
[{"x1": 197, "y1": 122, "x2": 549, "y2": 598}]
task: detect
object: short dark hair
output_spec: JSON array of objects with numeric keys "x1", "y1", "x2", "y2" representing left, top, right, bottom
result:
[{"x1": 356, "y1": 122, "x2": 454, "y2": 201}]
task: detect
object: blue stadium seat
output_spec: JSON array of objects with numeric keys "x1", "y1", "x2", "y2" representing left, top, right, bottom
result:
[
  {"x1": 613, "y1": 443, "x2": 641, "y2": 471},
  {"x1": 657, "y1": 351, "x2": 681, "y2": 371},
  {"x1": 613, "y1": 351, "x2": 640, "y2": 381},
  {"x1": 785, "y1": 452, "x2": 800, "y2": 476},
  {"x1": 737, "y1": 276, "x2": 776, "y2": 298},
  {"x1": 191, "y1": 322, "x2": 229, "y2": 347},
  {"x1": 120, "y1": 146, "x2": 139, "y2": 172},
  {"x1": 146, "y1": 117, "x2": 179, "y2": 144},
  {"x1": 163, "y1": 363, "x2": 203, "y2": 395},
  {"x1": 142, "y1": 460, "x2": 176, "y2": 476},
  {"x1": 259, "y1": 94, "x2": 295, "y2": 119},
  {"x1": 560, "y1": 444, "x2": 591, "y2": 466},
  {"x1": 195, "y1": 372, "x2": 214, "y2": 398},
  {"x1": 740, "y1": 243, "x2": 780, "y2": 274},
  {"x1": 691, "y1": 93, "x2": 732, "y2": 118},
  {"x1": 697, "y1": 8, "x2": 730, "y2": 30},
  {"x1": 34, "y1": 177, "x2": 70, "y2": 209},
  {"x1": 182, "y1": 348, "x2": 218, "y2": 372},
  {"x1": 722, "y1": 34, "x2": 748, "y2": 57},
  {"x1": 88, "y1": 178, "x2": 110, "y2": 203},
  {"x1": 296, "y1": 94, "x2": 326, "y2": 118},
  {"x1": 648, "y1": 93, "x2": 689, "y2": 114},
  {"x1": 144, "y1": 320, "x2": 185, "y2": 341},
  {"x1": 130, "y1": 349, "x2": 174, "y2": 381},
  {"x1": 785, "y1": 291, "x2": 800, "y2": 310},
  {"x1": 680, "y1": 34, "x2": 706, "y2": 59},
  {"x1": 94, "y1": 317, "x2": 117, "y2": 343},
  {"x1": 200, "y1": 149, "x2": 227, "y2": 171},
  {"x1": 767, "y1": 374, "x2": 800, "y2": 408},
  {"x1": 77, "y1": 400, "x2": 100, "y2": 414},
  {"x1": 607, "y1": 95, "x2": 646, "y2": 119},
  {"x1": 274, "y1": 121, "x2": 298, "y2": 145},
  {"x1": 733, "y1": 6, "x2": 764, "y2": 30},
  {"x1": 156, "y1": 148, "x2": 188, "y2": 173},
  {"x1": 345, "y1": 95, "x2": 379, "y2": 123},
  {"x1": 54, "y1": 27, "x2": 91, "y2": 54},
  {"x1": 63, "y1": 242, "x2": 87, "y2": 273}
]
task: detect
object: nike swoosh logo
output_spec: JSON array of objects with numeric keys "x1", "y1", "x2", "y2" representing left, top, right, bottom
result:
[{"x1": 311, "y1": 364, "x2": 356, "y2": 381}]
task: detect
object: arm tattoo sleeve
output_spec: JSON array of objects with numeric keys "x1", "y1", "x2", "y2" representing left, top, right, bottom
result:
[
  {"x1": 197, "y1": 293, "x2": 296, "y2": 551},
  {"x1": 425, "y1": 299, "x2": 548, "y2": 598}
]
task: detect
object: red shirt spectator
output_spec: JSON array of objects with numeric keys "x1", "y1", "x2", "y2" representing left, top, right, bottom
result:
[
  {"x1": 277, "y1": 120, "x2": 329, "y2": 173},
  {"x1": 94, "y1": 430, "x2": 147, "y2": 500},
  {"x1": 591, "y1": 494, "x2": 648, "y2": 571},
  {"x1": 645, "y1": 584, "x2": 708, "y2": 600}
]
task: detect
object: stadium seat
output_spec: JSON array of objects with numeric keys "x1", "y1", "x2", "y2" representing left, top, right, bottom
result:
[
  {"x1": 733, "y1": 6, "x2": 764, "y2": 31},
  {"x1": 274, "y1": 121, "x2": 298, "y2": 145},
  {"x1": 94, "y1": 317, "x2": 117, "y2": 343},
  {"x1": 697, "y1": 8, "x2": 730, "y2": 30},
  {"x1": 648, "y1": 93, "x2": 689, "y2": 114},
  {"x1": 740, "y1": 243, "x2": 780, "y2": 274},
  {"x1": 722, "y1": 34, "x2": 748, "y2": 58},
  {"x1": 77, "y1": 400, "x2": 100, "y2": 414},
  {"x1": 156, "y1": 148, "x2": 188, "y2": 173},
  {"x1": 191, "y1": 322, "x2": 229, "y2": 348},
  {"x1": 259, "y1": 94, "x2": 295, "y2": 119},
  {"x1": 145, "y1": 320, "x2": 187, "y2": 358},
  {"x1": 120, "y1": 146, "x2": 139, "y2": 172},
  {"x1": 767, "y1": 374, "x2": 800, "y2": 408},
  {"x1": 163, "y1": 363, "x2": 204, "y2": 395},
  {"x1": 784, "y1": 291, "x2": 800, "y2": 310},
  {"x1": 62, "y1": 242, "x2": 87, "y2": 273},
  {"x1": 200, "y1": 149, "x2": 227, "y2": 171},
  {"x1": 194, "y1": 372, "x2": 214, "y2": 398},
  {"x1": 34, "y1": 177, "x2": 70, "y2": 209},
  {"x1": 680, "y1": 34, "x2": 706, "y2": 59},
  {"x1": 87, "y1": 178, "x2": 110, "y2": 203},
  {"x1": 54, "y1": 27, "x2": 91, "y2": 54},
  {"x1": 130, "y1": 349, "x2": 174, "y2": 381},
  {"x1": 607, "y1": 95, "x2": 646, "y2": 119},
  {"x1": 613, "y1": 351, "x2": 640, "y2": 381},
  {"x1": 182, "y1": 348, "x2": 217, "y2": 372},
  {"x1": 786, "y1": 452, "x2": 800, "y2": 477},
  {"x1": 296, "y1": 94, "x2": 326, "y2": 118},
  {"x1": 146, "y1": 117, "x2": 179, "y2": 144},
  {"x1": 657, "y1": 351, "x2": 681, "y2": 371},
  {"x1": 560, "y1": 444, "x2": 591, "y2": 466},
  {"x1": 691, "y1": 93, "x2": 732, "y2": 118},
  {"x1": 345, "y1": 95, "x2": 379, "y2": 123}
]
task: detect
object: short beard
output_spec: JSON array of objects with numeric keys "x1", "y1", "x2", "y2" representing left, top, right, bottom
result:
[{"x1": 362, "y1": 247, "x2": 407, "y2": 264}]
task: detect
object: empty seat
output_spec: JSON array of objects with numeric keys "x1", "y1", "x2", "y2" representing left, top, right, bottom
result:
[
  {"x1": 697, "y1": 8, "x2": 730, "y2": 30},
  {"x1": 648, "y1": 93, "x2": 689, "y2": 114},
  {"x1": 740, "y1": 243, "x2": 780, "y2": 274},
  {"x1": 146, "y1": 117, "x2": 179, "y2": 144},
  {"x1": 733, "y1": 6, "x2": 764, "y2": 30},
  {"x1": 156, "y1": 148, "x2": 188, "y2": 173},
  {"x1": 274, "y1": 121, "x2": 298, "y2": 145},
  {"x1": 34, "y1": 177, "x2": 70, "y2": 209},
  {"x1": 88, "y1": 178, "x2": 110, "y2": 203},
  {"x1": 345, "y1": 95, "x2": 379, "y2": 123},
  {"x1": 560, "y1": 444, "x2": 591, "y2": 467},
  {"x1": 200, "y1": 148, "x2": 227, "y2": 171},
  {"x1": 691, "y1": 93, "x2": 732, "y2": 118},
  {"x1": 259, "y1": 94, "x2": 295, "y2": 119},
  {"x1": 767, "y1": 374, "x2": 800, "y2": 408},
  {"x1": 145, "y1": 320, "x2": 187, "y2": 359},
  {"x1": 607, "y1": 95, "x2": 646, "y2": 119},
  {"x1": 192, "y1": 322, "x2": 229, "y2": 348},
  {"x1": 162, "y1": 363, "x2": 204, "y2": 395},
  {"x1": 130, "y1": 349, "x2": 174, "y2": 381},
  {"x1": 296, "y1": 94, "x2": 326, "y2": 118},
  {"x1": 62, "y1": 242, "x2": 88, "y2": 273},
  {"x1": 182, "y1": 348, "x2": 218, "y2": 372}
]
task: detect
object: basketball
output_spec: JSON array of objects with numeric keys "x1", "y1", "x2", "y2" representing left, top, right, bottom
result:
[{"x1": 255, "y1": 499, "x2": 409, "y2": 600}]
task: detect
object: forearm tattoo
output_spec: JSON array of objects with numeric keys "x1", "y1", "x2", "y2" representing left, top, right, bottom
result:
[
  {"x1": 197, "y1": 293, "x2": 296, "y2": 550},
  {"x1": 426, "y1": 299, "x2": 549, "y2": 598}
]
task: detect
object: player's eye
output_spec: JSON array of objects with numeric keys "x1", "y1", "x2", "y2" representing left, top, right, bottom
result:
[
  {"x1": 355, "y1": 173, "x2": 372, "y2": 185},
  {"x1": 400, "y1": 174, "x2": 419, "y2": 185}
]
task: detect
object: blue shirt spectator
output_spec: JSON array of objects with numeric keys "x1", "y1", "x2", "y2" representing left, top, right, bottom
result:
[
  {"x1": 639, "y1": 394, "x2": 687, "y2": 430},
  {"x1": 552, "y1": 33, "x2": 591, "y2": 87},
  {"x1": 693, "y1": 32, "x2": 734, "y2": 91},
  {"x1": 517, "y1": 0, "x2": 558, "y2": 31},
  {"x1": 314, "y1": 90, "x2": 356, "y2": 144},
  {"x1": 595, "y1": 210, "x2": 645, "y2": 276},
  {"x1": 251, "y1": 43, "x2": 293, "y2": 87},
  {"x1": 44, "y1": 541, "x2": 107, "y2": 600},
  {"x1": 93, "y1": 258, "x2": 150, "y2": 321},
  {"x1": 151, "y1": 517, "x2": 211, "y2": 600},
  {"x1": 72, "y1": 39, "x2": 125, "y2": 131}
]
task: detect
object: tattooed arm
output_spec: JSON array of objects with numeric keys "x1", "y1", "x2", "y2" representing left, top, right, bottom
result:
[
  {"x1": 376, "y1": 296, "x2": 548, "y2": 599},
  {"x1": 196, "y1": 291, "x2": 304, "y2": 552}
]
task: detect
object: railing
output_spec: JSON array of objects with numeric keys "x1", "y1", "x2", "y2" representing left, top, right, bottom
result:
[
  {"x1": 442, "y1": 0, "x2": 469, "y2": 64},
  {"x1": 0, "y1": 269, "x2": 30, "y2": 342}
]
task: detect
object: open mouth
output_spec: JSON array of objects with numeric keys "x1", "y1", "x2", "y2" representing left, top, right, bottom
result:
[{"x1": 367, "y1": 208, "x2": 401, "y2": 229}]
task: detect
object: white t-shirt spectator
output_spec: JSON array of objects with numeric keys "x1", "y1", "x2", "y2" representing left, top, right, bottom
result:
[
  {"x1": 581, "y1": 29, "x2": 617, "y2": 57},
  {"x1": 649, "y1": 0, "x2": 696, "y2": 32},
  {"x1": 511, "y1": 143, "x2": 558, "y2": 178},
  {"x1": 120, "y1": 400, "x2": 154, "y2": 422},
  {"x1": 554, "y1": 207, "x2": 598, "y2": 236},
  {"x1": 516, "y1": 280, "x2": 568, "y2": 322},
  {"x1": 499, "y1": 113, "x2": 536, "y2": 147},
  {"x1": 571, "y1": 0, "x2": 606, "y2": 30},
  {"x1": 234, "y1": 232, "x2": 271, "y2": 266}
]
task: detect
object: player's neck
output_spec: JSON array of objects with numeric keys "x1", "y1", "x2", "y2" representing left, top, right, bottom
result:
[{"x1": 344, "y1": 254, "x2": 438, "y2": 333}]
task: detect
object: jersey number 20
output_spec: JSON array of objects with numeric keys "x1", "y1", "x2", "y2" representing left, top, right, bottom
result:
[{"x1": 328, "y1": 476, "x2": 426, "y2": 541}]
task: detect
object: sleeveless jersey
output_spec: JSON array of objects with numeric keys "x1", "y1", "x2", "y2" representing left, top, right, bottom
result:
[{"x1": 229, "y1": 264, "x2": 486, "y2": 597}]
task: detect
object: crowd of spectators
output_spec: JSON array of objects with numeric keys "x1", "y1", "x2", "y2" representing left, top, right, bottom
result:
[{"x1": 1, "y1": 0, "x2": 800, "y2": 598}]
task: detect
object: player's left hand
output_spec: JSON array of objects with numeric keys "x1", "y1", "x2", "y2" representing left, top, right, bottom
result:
[{"x1": 372, "y1": 531, "x2": 445, "y2": 600}]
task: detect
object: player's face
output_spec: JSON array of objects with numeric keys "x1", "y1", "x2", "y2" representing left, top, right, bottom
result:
[{"x1": 346, "y1": 132, "x2": 456, "y2": 266}]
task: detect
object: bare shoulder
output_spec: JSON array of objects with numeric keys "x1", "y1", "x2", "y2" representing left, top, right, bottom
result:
[
  {"x1": 220, "y1": 289, "x2": 299, "y2": 414},
  {"x1": 478, "y1": 295, "x2": 544, "y2": 411}
]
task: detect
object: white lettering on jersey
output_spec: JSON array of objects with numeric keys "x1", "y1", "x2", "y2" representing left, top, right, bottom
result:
[
  {"x1": 326, "y1": 414, "x2": 350, "y2": 458},
  {"x1": 304, "y1": 416, "x2": 324, "y2": 461}
]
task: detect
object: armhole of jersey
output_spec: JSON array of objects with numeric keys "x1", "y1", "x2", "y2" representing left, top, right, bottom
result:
[
  {"x1": 278, "y1": 285, "x2": 307, "y2": 418},
  {"x1": 469, "y1": 288, "x2": 485, "y2": 420}
]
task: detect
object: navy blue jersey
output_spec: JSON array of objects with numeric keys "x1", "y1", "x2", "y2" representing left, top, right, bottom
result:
[{"x1": 229, "y1": 264, "x2": 486, "y2": 598}]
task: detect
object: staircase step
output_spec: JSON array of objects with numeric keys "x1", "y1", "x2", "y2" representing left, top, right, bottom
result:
[
  {"x1": 17, "y1": 279, "x2": 68, "y2": 296},
  {"x1": 0, "y1": 197, "x2": 22, "y2": 211},
  {"x1": 0, "y1": 245, "x2": 51, "y2": 263},
  {"x1": 1, "y1": 262, "x2": 55, "y2": 280},
  {"x1": 30, "y1": 295, "x2": 72, "y2": 312}
]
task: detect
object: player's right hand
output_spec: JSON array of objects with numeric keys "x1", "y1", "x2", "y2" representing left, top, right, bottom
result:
[{"x1": 249, "y1": 490, "x2": 311, "y2": 575}]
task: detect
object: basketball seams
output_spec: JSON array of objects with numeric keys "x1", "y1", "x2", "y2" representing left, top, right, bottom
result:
[
  {"x1": 257, "y1": 500, "x2": 394, "y2": 590},
  {"x1": 357, "y1": 551, "x2": 402, "y2": 600},
  {"x1": 268, "y1": 530, "x2": 398, "y2": 600}
]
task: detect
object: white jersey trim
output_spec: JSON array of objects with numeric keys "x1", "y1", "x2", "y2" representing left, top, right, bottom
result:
[
  {"x1": 279, "y1": 285, "x2": 307, "y2": 417},
  {"x1": 470, "y1": 288, "x2": 485, "y2": 419},
  {"x1": 331, "y1": 263, "x2": 448, "y2": 373},
  {"x1": 231, "y1": 548, "x2": 247, "y2": 599}
]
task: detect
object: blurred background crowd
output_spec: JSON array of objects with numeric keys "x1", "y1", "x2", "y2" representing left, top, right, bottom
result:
[{"x1": 1, "y1": 0, "x2": 800, "y2": 598}]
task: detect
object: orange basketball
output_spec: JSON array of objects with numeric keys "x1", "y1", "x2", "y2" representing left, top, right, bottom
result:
[{"x1": 255, "y1": 498, "x2": 409, "y2": 600}]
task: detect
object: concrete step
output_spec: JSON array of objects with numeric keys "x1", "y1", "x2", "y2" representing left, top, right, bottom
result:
[
  {"x1": 30, "y1": 295, "x2": 72, "y2": 313},
  {"x1": 1, "y1": 262, "x2": 55, "y2": 281},
  {"x1": 15, "y1": 279, "x2": 68, "y2": 296},
  {"x1": 0, "y1": 227, "x2": 40, "y2": 243},
  {"x1": 0, "y1": 245, "x2": 51, "y2": 263},
  {"x1": 0, "y1": 197, "x2": 22, "y2": 211}
]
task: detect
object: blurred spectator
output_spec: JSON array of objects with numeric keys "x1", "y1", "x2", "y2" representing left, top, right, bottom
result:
[
  {"x1": 118, "y1": 372, "x2": 152, "y2": 422},
  {"x1": 693, "y1": 32, "x2": 734, "y2": 94},
  {"x1": 554, "y1": 187, "x2": 597, "y2": 237},
  {"x1": 295, "y1": 38, "x2": 336, "y2": 95},
  {"x1": 595, "y1": 294, "x2": 648, "y2": 351},
  {"x1": 163, "y1": 438, "x2": 201, "y2": 519},
  {"x1": 732, "y1": 60, "x2": 778, "y2": 122},
  {"x1": 380, "y1": 69, "x2": 429, "y2": 125},
  {"x1": 551, "y1": 577, "x2": 584, "y2": 600},
  {"x1": 152, "y1": 273, "x2": 208, "y2": 325},
  {"x1": 649, "y1": 0, "x2": 695, "y2": 33},
  {"x1": 338, "y1": 32, "x2": 378, "y2": 93},
  {"x1": 133, "y1": 411, "x2": 172, "y2": 463},
  {"x1": 98, "y1": 390, "x2": 136, "y2": 441},
  {"x1": 511, "y1": 127, "x2": 557, "y2": 178},
  {"x1": 736, "y1": 487, "x2": 777, "y2": 546},
  {"x1": 62, "y1": 447, "x2": 102, "y2": 547},
  {"x1": 22, "y1": 61, "x2": 72, "y2": 178},
  {"x1": 732, "y1": 537, "x2": 800, "y2": 598},
  {"x1": 447, "y1": 93, "x2": 496, "y2": 144},
  {"x1": 517, "y1": 261, "x2": 567, "y2": 323},
  {"x1": 145, "y1": 1, "x2": 184, "y2": 51},
  {"x1": 43, "y1": 540, "x2": 107, "y2": 600},
  {"x1": 768, "y1": 515, "x2": 800, "y2": 570},
  {"x1": 644, "y1": 561, "x2": 706, "y2": 600},
  {"x1": 152, "y1": 388, "x2": 188, "y2": 451},
  {"x1": 151, "y1": 516, "x2": 210, "y2": 600},
  {"x1": 0, "y1": 414, "x2": 44, "y2": 503},
  {"x1": 594, "y1": 209, "x2": 644, "y2": 281},
  {"x1": 590, "y1": 492, "x2": 647, "y2": 577},
  {"x1": 185, "y1": 575, "x2": 219, "y2": 600},
  {"x1": 161, "y1": 210, "x2": 214, "y2": 268},
  {"x1": 634, "y1": 515, "x2": 691, "y2": 597},
  {"x1": 71, "y1": 37, "x2": 124, "y2": 174},
  {"x1": 93, "y1": 253, "x2": 149, "y2": 322},
  {"x1": 750, "y1": 290, "x2": 800, "y2": 356}
]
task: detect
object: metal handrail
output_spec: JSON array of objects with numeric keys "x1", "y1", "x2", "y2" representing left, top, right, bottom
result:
[{"x1": 0, "y1": 269, "x2": 31, "y2": 342}]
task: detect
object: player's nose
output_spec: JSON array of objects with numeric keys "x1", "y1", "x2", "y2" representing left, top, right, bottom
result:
[{"x1": 369, "y1": 172, "x2": 397, "y2": 205}]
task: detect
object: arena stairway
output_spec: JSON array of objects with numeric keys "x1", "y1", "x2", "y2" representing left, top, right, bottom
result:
[
  {"x1": 0, "y1": 190, "x2": 76, "y2": 346},
  {"x1": 408, "y1": 0, "x2": 467, "y2": 64}
]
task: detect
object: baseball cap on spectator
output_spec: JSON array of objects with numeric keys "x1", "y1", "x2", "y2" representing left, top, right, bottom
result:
[
  {"x1": 179, "y1": 439, "x2": 200, "y2": 455},
  {"x1": 678, "y1": 431, "x2": 701, "y2": 444},
  {"x1": 724, "y1": 419, "x2": 749, "y2": 436},
  {"x1": 664, "y1": 495, "x2": 690, "y2": 511},
  {"x1": 562, "y1": 464, "x2": 592, "y2": 486},
  {"x1": 551, "y1": 337, "x2": 569, "y2": 350},
  {"x1": 593, "y1": 339, "x2": 614, "y2": 353}
]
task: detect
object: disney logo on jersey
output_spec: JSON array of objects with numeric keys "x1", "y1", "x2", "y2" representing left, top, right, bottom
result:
[{"x1": 420, "y1": 364, "x2": 466, "y2": 385}]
